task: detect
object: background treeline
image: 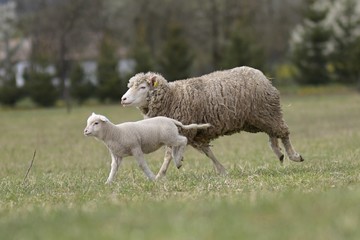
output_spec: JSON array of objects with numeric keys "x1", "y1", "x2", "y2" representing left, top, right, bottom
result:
[{"x1": 0, "y1": 0, "x2": 360, "y2": 108}]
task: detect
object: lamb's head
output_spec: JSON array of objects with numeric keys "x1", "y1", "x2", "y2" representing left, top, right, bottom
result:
[
  {"x1": 121, "y1": 72, "x2": 167, "y2": 108},
  {"x1": 84, "y1": 113, "x2": 110, "y2": 138}
]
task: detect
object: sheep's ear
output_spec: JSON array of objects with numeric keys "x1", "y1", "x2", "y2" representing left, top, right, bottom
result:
[
  {"x1": 99, "y1": 116, "x2": 109, "y2": 122},
  {"x1": 92, "y1": 112, "x2": 96, "y2": 116},
  {"x1": 150, "y1": 76, "x2": 158, "y2": 87}
]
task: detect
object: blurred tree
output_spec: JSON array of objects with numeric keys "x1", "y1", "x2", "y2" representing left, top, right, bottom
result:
[
  {"x1": 14, "y1": 0, "x2": 307, "y2": 91},
  {"x1": 17, "y1": 0, "x2": 103, "y2": 110},
  {"x1": 353, "y1": 38, "x2": 360, "y2": 90},
  {"x1": 0, "y1": 74, "x2": 23, "y2": 107},
  {"x1": 0, "y1": 2, "x2": 23, "y2": 107},
  {"x1": 158, "y1": 22, "x2": 194, "y2": 81},
  {"x1": 132, "y1": 20, "x2": 154, "y2": 73},
  {"x1": 24, "y1": 69, "x2": 58, "y2": 107},
  {"x1": 96, "y1": 33, "x2": 122, "y2": 103},
  {"x1": 290, "y1": 0, "x2": 332, "y2": 85},
  {"x1": 221, "y1": 22, "x2": 264, "y2": 70},
  {"x1": 207, "y1": 0, "x2": 222, "y2": 69},
  {"x1": 70, "y1": 62, "x2": 95, "y2": 105},
  {"x1": 330, "y1": 0, "x2": 360, "y2": 85},
  {"x1": 0, "y1": 1, "x2": 20, "y2": 84}
]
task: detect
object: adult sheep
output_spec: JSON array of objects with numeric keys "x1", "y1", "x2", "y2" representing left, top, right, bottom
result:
[{"x1": 121, "y1": 66, "x2": 303, "y2": 177}]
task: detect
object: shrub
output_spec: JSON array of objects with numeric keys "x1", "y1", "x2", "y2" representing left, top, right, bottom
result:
[
  {"x1": 0, "y1": 76, "x2": 23, "y2": 107},
  {"x1": 24, "y1": 70, "x2": 58, "y2": 107}
]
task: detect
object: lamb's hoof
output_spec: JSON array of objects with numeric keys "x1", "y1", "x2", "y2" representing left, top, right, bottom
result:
[
  {"x1": 176, "y1": 157, "x2": 183, "y2": 169},
  {"x1": 290, "y1": 154, "x2": 304, "y2": 162},
  {"x1": 279, "y1": 154, "x2": 284, "y2": 163},
  {"x1": 155, "y1": 174, "x2": 165, "y2": 180}
]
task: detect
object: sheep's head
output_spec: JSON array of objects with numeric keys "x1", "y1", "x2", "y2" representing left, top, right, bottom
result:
[
  {"x1": 84, "y1": 113, "x2": 109, "y2": 137},
  {"x1": 121, "y1": 72, "x2": 167, "y2": 108}
]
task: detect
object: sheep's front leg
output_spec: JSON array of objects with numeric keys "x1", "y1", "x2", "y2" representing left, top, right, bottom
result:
[
  {"x1": 156, "y1": 146, "x2": 172, "y2": 180},
  {"x1": 105, "y1": 152, "x2": 122, "y2": 184},
  {"x1": 132, "y1": 148, "x2": 156, "y2": 181}
]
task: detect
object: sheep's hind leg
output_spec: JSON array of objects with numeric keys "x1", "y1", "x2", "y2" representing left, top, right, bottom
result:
[
  {"x1": 172, "y1": 136, "x2": 187, "y2": 169},
  {"x1": 281, "y1": 135, "x2": 304, "y2": 162},
  {"x1": 200, "y1": 146, "x2": 227, "y2": 175},
  {"x1": 156, "y1": 147, "x2": 172, "y2": 180},
  {"x1": 269, "y1": 136, "x2": 284, "y2": 163}
]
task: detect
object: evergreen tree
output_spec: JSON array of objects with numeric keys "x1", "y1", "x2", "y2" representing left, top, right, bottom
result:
[
  {"x1": 158, "y1": 23, "x2": 193, "y2": 81},
  {"x1": 290, "y1": 0, "x2": 332, "y2": 85},
  {"x1": 132, "y1": 22, "x2": 154, "y2": 73},
  {"x1": 352, "y1": 37, "x2": 360, "y2": 90},
  {"x1": 330, "y1": 0, "x2": 360, "y2": 85},
  {"x1": 221, "y1": 23, "x2": 264, "y2": 70},
  {"x1": 97, "y1": 33, "x2": 122, "y2": 102},
  {"x1": 70, "y1": 62, "x2": 95, "y2": 104}
]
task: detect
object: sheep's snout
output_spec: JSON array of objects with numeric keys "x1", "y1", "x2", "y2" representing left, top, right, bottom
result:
[
  {"x1": 84, "y1": 128, "x2": 91, "y2": 136},
  {"x1": 121, "y1": 96, "x2": 137, "y2": 106},
  {"x1": 121, "y1": 97, "x2": 128, "y2": 105}
]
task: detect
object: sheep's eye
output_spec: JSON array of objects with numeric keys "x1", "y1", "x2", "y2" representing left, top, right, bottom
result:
[
  {"x1": 94, "y1": 122, "x2": 99, "y2": 125},
  {"x1": 140, "y1": 86, "x2": 146, "y2": 89}
]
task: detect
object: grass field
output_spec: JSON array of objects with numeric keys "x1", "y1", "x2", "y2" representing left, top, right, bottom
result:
[{"x1": 1, "y1": 93, "x2": 360, "y2": 240}]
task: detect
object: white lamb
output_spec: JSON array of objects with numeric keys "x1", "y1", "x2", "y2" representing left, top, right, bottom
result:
[{"x1": 84, "y1": 113, "x2": 211, "y2": 184}]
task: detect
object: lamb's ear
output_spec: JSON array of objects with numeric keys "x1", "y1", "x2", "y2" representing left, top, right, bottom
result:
[{"x1": 99, "y1": 115, "x2": 109, "y2": 122}]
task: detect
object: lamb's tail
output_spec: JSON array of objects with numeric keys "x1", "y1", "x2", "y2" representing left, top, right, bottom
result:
[{"x1": 172, "y1": 119, "x2": 211, "y2": 130}]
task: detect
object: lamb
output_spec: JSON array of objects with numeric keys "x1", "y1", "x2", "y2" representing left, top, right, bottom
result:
[
  {"x1": 83, "y1": 113, "x2": 211, "y2": 183},
  {"x1": 121, "y1": 66, "x2": 304, "y2": 176}
]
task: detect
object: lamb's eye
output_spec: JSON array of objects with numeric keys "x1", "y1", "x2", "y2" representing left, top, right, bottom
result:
[{"x1": 94, "y1": 122, "x2": 99, "y2": 125}]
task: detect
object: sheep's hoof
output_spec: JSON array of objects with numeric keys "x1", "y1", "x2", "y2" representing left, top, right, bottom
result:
[
  {"x1": 177, "y1": 164, "x2": 182, "y2": 169},
  {"x1": 217, "y1": 166, "x2": 228, "y2": 176},
  {"x1": 300, "y1": 155, "x2": 304, "y2": 162},
  {"x1": 279, "y1": 154, "x2": 284, "y2": 163}
]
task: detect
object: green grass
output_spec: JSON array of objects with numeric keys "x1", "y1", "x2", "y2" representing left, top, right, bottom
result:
[{"x1": 1, "y1": 93, "x2": 360, "y2": 239}]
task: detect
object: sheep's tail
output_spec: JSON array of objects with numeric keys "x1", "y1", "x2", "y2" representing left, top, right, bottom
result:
[{"x1": 172, "y1": 119, "x2": 211, "y2": 130}]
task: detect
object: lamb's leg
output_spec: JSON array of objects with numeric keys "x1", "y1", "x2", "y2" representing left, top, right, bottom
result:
[
  {"x1": 281, "y1": 135, "x2": 304, "y2": 162},
  {"x1": 155, "y1": 147, "x2": 172, "y2": 180},
  {"x1": 269, "y1": 136, "x2": 284, "y2": 163},
  {"x1": 172, "y1": 136, "x2": 187, "y2": 169},
  {"x1": 200, "y1": 146, "x2": 227, "y2": 175},
  {"x1": 132, "y1": 148, "x2": 156, "y2": 180},
  {"x1": 105, "y1": 152, "x2": 122, "y2": 184}
]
